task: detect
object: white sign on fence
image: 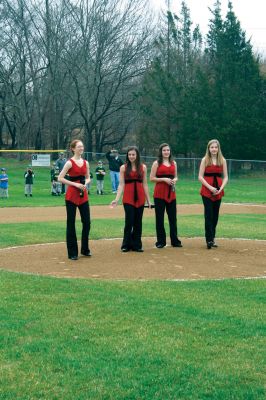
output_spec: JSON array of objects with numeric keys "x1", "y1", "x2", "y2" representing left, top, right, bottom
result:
[{"x1": 31, "y1": 154, "x2": 51, "y2": 167}]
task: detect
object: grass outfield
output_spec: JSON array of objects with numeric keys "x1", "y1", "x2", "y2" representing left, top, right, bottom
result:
[
  {"x1": 1, "y1": 158, "x2": 265, "y2": 398},
  {"x1": 0, "y1": 272, "x2": 265, "y2": 399},
  {"x1": 0, "y1": 157, "x2": 265, "y2": 206},
  {"x1": 0, "y1": 214, "x2": 266, "y2": 248}
]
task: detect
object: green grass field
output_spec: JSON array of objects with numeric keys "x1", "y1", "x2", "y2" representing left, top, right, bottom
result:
[
  {"x1": 0, "y1": 272, "x2": 265, "y2": 399},
  {"x1": 0, "y1": 156, "x2": 265, "y2": 399},
  {"x1": 0, "y1": 157, "x2": 265, "y2": 206},
  {"x1": 1, "y1": 214, "x2": 266, "y2": 248}
]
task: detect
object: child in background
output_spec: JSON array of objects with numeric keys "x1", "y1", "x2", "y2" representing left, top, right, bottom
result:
[
  {"x1": 86, "y1": 172, "x2": 93, "y2": 194},
  {"x1": 51, "y1": 166, "x2": 62, "y2": 196},
  {"x1": 95, "y1": 160, "x2": 106, "y2": 194},
  {"x1": 24, "y1": 165, "x2": 35, "y2": 197},
  {"x1": 50, "y1": 162, "x2": 56, "y2": 194},
  {"x1": 0, "y1": 168, "x2": 8, "y2": 198}
]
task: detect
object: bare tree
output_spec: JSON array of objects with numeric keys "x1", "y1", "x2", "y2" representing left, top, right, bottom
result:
[
  {"x1": 63, "y1": 0, "x2": 153, "y2": 153},
  {"x1": 0, "y1": 0, "x2": 154, "y2": 151},
  {"x1": 0, "y1": 0, "x2": 48, "y2": 148}
]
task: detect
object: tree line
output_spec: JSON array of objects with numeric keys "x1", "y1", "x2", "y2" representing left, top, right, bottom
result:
[{"x1": 0, "y1": 0, "x2": 266, "y2": 159}]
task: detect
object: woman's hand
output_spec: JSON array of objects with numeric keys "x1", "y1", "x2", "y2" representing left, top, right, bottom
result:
[
  {"x1": 164, "y1": 178, "x2": 172, "y2": 185},
  {"x1": 211, "y1": 186, "x2": 219, "y2": 195},
  {"x1": 110, "y1": 200, "x2": 118, "y2": 208},
  {"x1": 76, "y1": 183, "x2": 86, "y2": 191}
]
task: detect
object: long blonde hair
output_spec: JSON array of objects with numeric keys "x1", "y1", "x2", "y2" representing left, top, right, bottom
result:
[{"x1": 204, "y1": 139, "x2": 224, "y2": 166}]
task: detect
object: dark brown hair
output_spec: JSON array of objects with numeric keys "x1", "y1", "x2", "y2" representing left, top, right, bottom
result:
[
  {"x1": 125, "y1": 146, "x2": 142, "y2": 178},
  {"x1": 157, "y1": 143, "x2": 172, "y2": 165}
]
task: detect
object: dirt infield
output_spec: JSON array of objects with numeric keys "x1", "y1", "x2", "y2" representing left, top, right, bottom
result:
[
  {"x1": 1, "y1": 203, "x2": 265, "y2": 281},
  {"x1": 1, "y1": 203, "x2": 266, "y2": 223},
  {"x1": 1, "y1": 238, "x2": 265, "y2": 281}
]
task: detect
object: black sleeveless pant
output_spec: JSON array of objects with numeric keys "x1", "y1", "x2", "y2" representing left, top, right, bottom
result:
[
  {"x1": 122, "y1": 204, "x2": 144, "y2": 250},
  {"x1": 154, "y1": 198, "x2": 180, "y2": 246},
  {"x1": 66, "y1": 200, "x2": 91, "y2": 257},
  {"x1": 202, "y1": 196, "x2": 221, "y2": 243}
]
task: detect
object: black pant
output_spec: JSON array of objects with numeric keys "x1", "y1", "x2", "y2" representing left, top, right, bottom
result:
[
  {"x1": 202, "y1": 196, "x2": 221, "y2": 243},
  {"x1": 154, "y1": 198, "x2": 180, "y2": 246},
  {"x1": 66, "y1": 200, "x2": 91, "y2": 257},
  {"x1": 122, "y1": 204, "x2": 144, "y2": 250}
]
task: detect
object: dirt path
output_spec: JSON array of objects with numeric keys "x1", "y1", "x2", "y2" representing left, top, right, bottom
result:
[
  {"x1": 1, "y1": 203, "x2": 265, "y2": 281},
  {"x1": 1, "y1": 203, "x2": 266, "y2": 223},
  {"x1": 1, "y1": 238, "x2": 265, "y2": 281}
]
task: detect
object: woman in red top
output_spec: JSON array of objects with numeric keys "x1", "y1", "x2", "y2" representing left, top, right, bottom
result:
[
  {"x1": 111, "y1": 146, "x2": 151, "y2": 252},
  {"x1": 150, "y1": 143, "x2": 182, "y2": 249},
  {"x1": 58, "y1": 140, "x2": 91, "y2": 260},
  {"x1": 198, "y1": 139, "x2": 228, "y2": 249}
]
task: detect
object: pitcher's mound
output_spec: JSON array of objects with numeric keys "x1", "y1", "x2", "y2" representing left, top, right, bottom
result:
[{"x1": 1, "y1": 238, "x2": 266, "y2": 280}]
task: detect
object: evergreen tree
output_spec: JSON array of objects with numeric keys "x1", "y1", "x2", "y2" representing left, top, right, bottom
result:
[
  {"x1": 205, "y1": 1, "x2": 266, "y2": 158},
  {"x1": 137, "y1": 2, "x2": 204, "y2": 156},
  {"x1": 137, "y1": 0, "x2": 266, "y2": 159}
]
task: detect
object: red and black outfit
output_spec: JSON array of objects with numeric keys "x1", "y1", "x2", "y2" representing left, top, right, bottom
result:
[
  {"x1": 122, "y1": 165, "x2": 146, "y2": 251},
  {"x1": 154, "y1": 162, "x2": 181, "y2": 247},
  {"x1": 200, "y1": 164, "x2": 224, "y2": 244},
  {"x1": 65, "y1": 159, "x2": 90, "y2": 258}
]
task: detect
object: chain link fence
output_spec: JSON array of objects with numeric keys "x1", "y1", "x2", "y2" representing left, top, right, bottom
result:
[
  {"x1": 85, "y1": 153, "x2": 266, "y2": 180},
  {"x1": 1, "y1": 151, "x2": 265, "y2": 180}
]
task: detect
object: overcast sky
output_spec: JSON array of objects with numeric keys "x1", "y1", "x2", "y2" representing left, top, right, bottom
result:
[{"x1": 150, "y1": 0, "x2": 266, "y2": 55}]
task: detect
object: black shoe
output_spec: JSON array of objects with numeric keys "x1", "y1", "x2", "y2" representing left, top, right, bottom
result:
[
  {"x1": 207, "y1": 242, "x2": 212, "y2": 249},
  {"x1": 156, "y1": 244, "x2": 165, "y2": 249},
  {"x1": 211, "y1": 241, "x2": 218, "y2": 247},
  {"x1": 133, "y1": 248, "x2": 144, "y2": 252},
  {"x1": 69, "y1": 255, "x2": 78, "y2": 260},
  {"x1": 81, "y1": 250, "x2": 91, "y2": 257},
  {"x1": 30, "y1": 194, "x2": 32, "y2": 197},
  {"x1": 121, "y1": 247, "x2": 130, "y2": 252},
  {"x1": 172, "y1": 242, "x2": 183, "y2": 248}
]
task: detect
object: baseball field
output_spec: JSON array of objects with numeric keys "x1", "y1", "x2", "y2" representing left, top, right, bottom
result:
[{"x1": 0, "y1": 160, "x2": 265, "y2": 399}]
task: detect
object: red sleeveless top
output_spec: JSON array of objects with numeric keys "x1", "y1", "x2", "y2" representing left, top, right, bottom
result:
[
  {"x1": 65, "y1": 159, "x2": 88, "y2": 205},
  {"x1": 123, "y1": 165, "x2": 145, "y2": 208},
  {"x1": 154, "y1": 162, "x2": 176, "y2": 203},
  {"x1": 200, "y1": 164, "x2": 224, "y2": 201}
]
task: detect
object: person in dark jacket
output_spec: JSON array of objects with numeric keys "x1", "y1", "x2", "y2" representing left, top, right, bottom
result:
[
  {"x1": 56, "y1": 152, "x2": 67, "y2": 193},
  {"x1": 106, "y1": 149, "x2": 123, "y2": 193},
  {"x1": 24, "y1": 166, "x2": 35, "y2": 197}
]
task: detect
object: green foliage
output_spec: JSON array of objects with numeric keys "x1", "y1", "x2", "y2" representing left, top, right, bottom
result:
[
  {"x1": 137, "y1": 1, "x2": 266, "y2": 159},
  {"x1": 205, "y1": 1, "x2": 266, "y2": 159}
]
